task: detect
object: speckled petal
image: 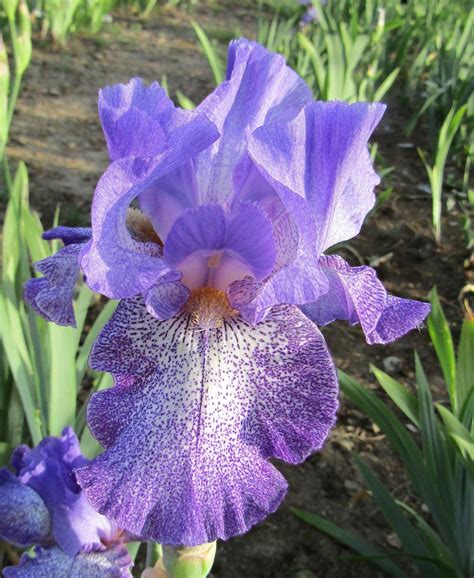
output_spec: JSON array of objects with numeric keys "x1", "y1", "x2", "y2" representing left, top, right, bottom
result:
[
  {"x1": 144, "y1": 273, "x2": 190, "y2": 320},
  {"x1": 302, "y1": 255, "x2": 430, "y2": 344},
  {"x1": 0, "y1": 469, "x2": 52, "y2": 548},
  {"x1": 248, "y1": 100, "x2": 385, "y2": 254},
  {"x1": 194, "y1": 38, "x2": 311, "y2": 204},
  {"x1": 3, "y1": 545, "x2": 132, "y2": 578},
  {"x1": 76, "y1": 297, "x2": 338, "y2": 546},
  {"x1": 23, "y1": 244, "x2": 82, "y2": 327},
  {"x1": 80, "y1": 111, "x2": 219, "y2": 299},
  {"x1": 14, "y1": 427, "x2": 115, "y2": 557}
]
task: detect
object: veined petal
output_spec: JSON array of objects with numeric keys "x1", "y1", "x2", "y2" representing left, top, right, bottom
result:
[
  {"x1": 100, "y1": 77, "x2": 190, "y2": 162},
  {"x1": 302, "y1": 255, "x2": 430, "y2": 344},
  {"x1": 81, "y1": 109, "x2": 219, "y2": 299},
  {"x1": 0, "y1": 469, "x2": 52, "y2": 548},
  {"x1": 228, "y1": 211, "x2": 328, "y2": 323},
  {"x1": 3, "y1": 545, "x2": 132, "y2": 578},
  {"x1": 249, "y1": 100, "x2": 386, "y2": 254},
  {"x1": 23, "y1": 244, "x2": 83, "y2": 327},
  {"x1": 194, "y1": 38, "x2": 311, "y2": 204},
  {"x1": 14, "y1": 427, "x2": 116, "y2": 557},
  {"x1": 76, "y1": 297, "x2": 338, "y2": 546}
]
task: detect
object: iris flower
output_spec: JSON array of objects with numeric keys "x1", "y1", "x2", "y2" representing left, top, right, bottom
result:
[
  {"x1": 24, "y1": 39, "x2": 430, "y2": 548},
  {"x1": 0, "y1": 428, "x2": 132, "y2": 577}
]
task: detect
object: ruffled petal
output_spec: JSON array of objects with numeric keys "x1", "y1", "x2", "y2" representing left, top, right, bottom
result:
[
  {"x1": 14, "y1": 427, "x2": 115, "y2": 557},
  {"x1": 144, "y1": 273, "x2": 190, "y2": 321},
  {"x1": 194, "y1": 38, "x2": 311, "y2": 204},
  {"x1": 248, "y1": 100, "x2": 385, "y2": 254},
  {"x1": 23, "y1": 244, "x2": 83, "y2": 327},
  {"x1": 100, "y1": 77, "x2": 185, "y2": 162},
  {"x1": 3, "y1": 545, "x2": 132, "y2": 578},
  {"x1": 81, "y1": 111, "x2": 219, "y2": 299},
  {"x1": 0, "y1": 469, "x2": 52, "y2": 548},
  {"x1": 302, "y1": 255, "x2": 431, "y2": 344},
  {"x1": 76, "y1": 297, "x2": 338, "y2": 546},
  {"x1": 163, "y1": 203, "x2": 276, "y2": 290}
]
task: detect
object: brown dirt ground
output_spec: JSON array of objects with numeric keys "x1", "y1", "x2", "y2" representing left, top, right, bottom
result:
[{"x1": 2, "y1": 1, "x2": 471, "y2": 577}]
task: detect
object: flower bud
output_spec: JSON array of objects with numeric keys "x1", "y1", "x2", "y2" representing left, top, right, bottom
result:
[
  {"x1": 143, "y1": 542, "x2": 217, "y2": 578},
  {"x1": 2, "y1": 0, "x2": 19, "y2": 22},
  {"x1": 15, "y1": 0, "x2": 32, "y2": 76}
]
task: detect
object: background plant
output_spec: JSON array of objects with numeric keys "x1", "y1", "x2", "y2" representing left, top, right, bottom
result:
[{"x1": 295, "y1": 288, "x2": 473, "y2": 578}]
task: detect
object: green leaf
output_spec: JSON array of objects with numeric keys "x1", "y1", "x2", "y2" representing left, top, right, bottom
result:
[
  {"x1": 428, "y1": 287, "x2": 456, "y2": 411},
  {"x1": 456, "y1": 315, "x2": 474, "y2": 412},
  {"x1": 292, "y1": 508, "x2": 408, "y2": 577},
  {"x1": 192, "y1": 22, "x2": 224, "y2": 86},
  {"x1": 355, "y1": 457, "x2": 441, "y2": 577},
  {"x1": 371, "y1": 364, "x2": 420, "y2": 427}
]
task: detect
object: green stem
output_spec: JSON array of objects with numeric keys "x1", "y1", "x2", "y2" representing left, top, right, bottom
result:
[{"x1": 146, "y1": 542, "x2": 163, "y2": 568}]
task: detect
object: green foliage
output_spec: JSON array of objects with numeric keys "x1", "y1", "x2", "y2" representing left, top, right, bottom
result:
[
  {"x1": 295, "y1": 291, "x2": 473, "y2": 577},
  {"x1": 0, "y1": 163, "x2": 115, "y2": 461}
]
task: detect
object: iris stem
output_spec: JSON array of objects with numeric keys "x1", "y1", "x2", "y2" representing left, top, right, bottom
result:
[{"x1": 146, "y1": 542, "x2": 163, "y2": 568}]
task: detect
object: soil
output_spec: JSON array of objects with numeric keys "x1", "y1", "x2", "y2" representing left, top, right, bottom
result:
[{"x1": 2, "y1": 1, "x2": 471, "y2": 577}]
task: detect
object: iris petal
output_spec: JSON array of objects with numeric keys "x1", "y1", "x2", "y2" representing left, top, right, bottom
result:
[
  {"x1": 23, "y1": 244, "x2": 83, "y2": 327},
  {"x1": 248, "y1": 100, "x2": 386, "y2": 255},
  {"x1": 14, "y1": 427, "x2": 115, "y2": 557},
  {"x1": 194, "y1": 38, "x2": 312, "y2": 204},
  {"x1": 76, "y1": 297, "x2": 338, "y2": 546},
  {"x1": 302, "y1": 255, "x2": 430, "y2": 344},
  {"x1": 3, "y1": 545, "x2": 132, "y2": 578},
  {"x1": 0, "y1": 469, "x2": 52, "y2": 548}
]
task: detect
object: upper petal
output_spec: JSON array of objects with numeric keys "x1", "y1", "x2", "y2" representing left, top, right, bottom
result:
[
  {"x1": 249, "y1": 100, "x2": 386, "y2": 254},
  {"x1": 81, "y1": 101, "x2": 218, "y2": 300},
  {"x1": 0, "y1": 468, "x2": 52, "y2": 548},
  {"x1": 76, "y1": 296, "x2": 338, "y2": 546},
  {"x1": 194, "y1": 38, "x2": 312, "y2": 204},
  {"x1": 14, "y1": 427, "x2": 116, "y2": 557},
  {"x1": 302, "y1": 255, "x2": 431, "y2": 344},
  {"x1": 99, "y1": 78, "x2": 195, "y2": 162}
]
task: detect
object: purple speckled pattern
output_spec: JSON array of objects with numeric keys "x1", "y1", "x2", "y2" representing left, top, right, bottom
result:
[
  {"x1": 23, "y1": 227, "x2": 91, "y2": 327},
  {"x1": 1, "y1": 430, "x2": 133, "y2": 577},
  {"x1": 75, "y1": 298, "x2": 338, "y2": 546},
  {"x1": 3, "y1": 545, "x2": 132, "y2": 578},
  {"x1": 302, "y1": 255, "x2": 431, "y2": 344}
]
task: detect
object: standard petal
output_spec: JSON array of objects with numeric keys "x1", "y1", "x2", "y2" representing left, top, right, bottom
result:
[
  {"x1": 3, "y1": 545, "x2": 132, "y2": 578},
  {"x1": 81, "y1": 110, "x2": 219, "y2": 299},
  {"x1": 0, "y1": 469, "x2": 52, "y2": 548},
  {"x1": 248, "y1": 100, "x2": 386, "y2": 254},
  {"x1": 23, "y1": 244, "x2": 83, "y2": 327},
  {"x1": 76, "y1": 297, "x2": 338, "y2": 546},
  {"x1": 14, "y1": 427, "x2": 116, "y2": 557},
  {"x1": 194, "y1": 38, "x2": 311, "y2": 204},
  {"x1": 99, "y1": 78, "x2": 177, "y2": 161},
  {"x1": 302, "y1": 255, "x2": 430, "y2": 344}
]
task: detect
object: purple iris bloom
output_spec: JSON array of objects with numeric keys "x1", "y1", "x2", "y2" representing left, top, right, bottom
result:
[
  {"x1": 24, "y1": 39, "x2": 430, "y2": 548},
  {"x1": 0, "y1": 428, "x2": 132, "y2": 577}
]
